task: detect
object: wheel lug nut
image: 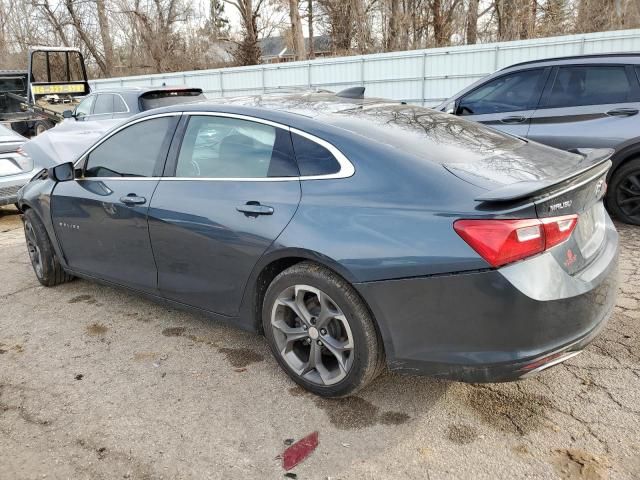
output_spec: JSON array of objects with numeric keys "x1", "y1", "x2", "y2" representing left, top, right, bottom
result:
[
  {"x1": 320, "y1": 328, "x2": 327, "y2": 335},
  {"x1": 302, "y1": 325, "x2": 308, "y2": 330},
  {"x1": 310, "y1": 318, "x2": 316, "y2": 325},
  {"x1": 317, "y1": 340, "x2": 322, "y2": 346}
]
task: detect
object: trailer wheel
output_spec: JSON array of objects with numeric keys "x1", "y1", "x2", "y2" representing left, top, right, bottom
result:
[{"x1": 32, "y1": 120, "x2": 54, "y2": 136}]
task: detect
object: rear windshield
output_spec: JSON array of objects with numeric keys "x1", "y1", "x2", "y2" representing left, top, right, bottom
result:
[
  {"x1": 139, "y1": 90, "x2": 205, "y2": 111},
  {"x1": 0, "y1": 76, "x2": 25, "y2": 93},
  {"x1": 325, "y1": 104, "x2": 524, "y2": 164}
]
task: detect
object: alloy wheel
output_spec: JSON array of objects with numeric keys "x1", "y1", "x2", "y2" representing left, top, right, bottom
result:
[
  {"x1": 616, "y1": 170, "x2": 640, "y2": 222},
  {"x1": 270, "y1": 284, "x2": 354, "y2": 386},
  {"x1": 24, "y1": 220, "x2": 43, "y2": 278}
]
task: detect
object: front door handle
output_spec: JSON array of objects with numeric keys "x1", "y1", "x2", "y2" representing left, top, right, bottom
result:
[
  {"x1": 500, "y1": 115, "x2": 527, "y2": 124},
  {"x1": 120, "y1": 194, "x2": 146, "y2": 206},
  {"x1": 236, "y1": 202, "x2": 274, "y2": 217},
  {"x1": 606, "y1": 108, "x2": 639, "y2": 117}
]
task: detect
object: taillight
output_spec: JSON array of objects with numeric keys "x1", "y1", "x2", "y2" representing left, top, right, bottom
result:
[{"x1": 454, "y1": 214, "x2": 578, "y2": 268}]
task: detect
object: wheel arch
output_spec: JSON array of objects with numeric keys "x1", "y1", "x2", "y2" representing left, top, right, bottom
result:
[
  {"x1": 610, "y1": 139, "x2": 640, "y2": 175},
  {"x1": 239, "y1": 248, "x2": 364, "y2": 334}
]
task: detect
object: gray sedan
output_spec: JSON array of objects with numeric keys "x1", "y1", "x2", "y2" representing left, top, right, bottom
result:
[{"x1": 17, "y1": 92, "x2": 618, "y2": 397}]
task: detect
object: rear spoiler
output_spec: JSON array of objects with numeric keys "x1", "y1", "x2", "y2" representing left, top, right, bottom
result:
[
  {"x1": 475, "y1": 148, "x2": 613, "y2": 202},
  {"x1": 140, "y1": 87, "x2": 203, "y2": 97}
]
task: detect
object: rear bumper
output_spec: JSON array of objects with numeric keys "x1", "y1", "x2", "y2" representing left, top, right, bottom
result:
[
  {"x1": 355, "y1": 217, "x2": 619, "y2": 383},
  {"x1": 0, "y1": 171, "x2": 34, "y2": 206}
]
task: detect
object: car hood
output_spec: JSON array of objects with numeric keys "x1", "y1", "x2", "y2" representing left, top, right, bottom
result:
[{"x1": 22, "y1": 118, "x2": 124, "y2": 169}]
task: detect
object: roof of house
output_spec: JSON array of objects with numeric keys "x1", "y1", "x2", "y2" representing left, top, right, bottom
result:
[{"x1": 260, "y1": 35, "x2": 332, "y2": 58}]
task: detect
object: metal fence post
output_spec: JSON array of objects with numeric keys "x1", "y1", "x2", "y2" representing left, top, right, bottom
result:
[
  {"x1": 308, "y1": 61, "x2": 312, "y2": 88},
  {"x1": 422, "y1": 52, "x2": 427, "y2": 106},
  {"x1": 219, "y1": 71, "x2": 224, "y2": 98},
  {"x1": 261, "y1": 66, "x2": 266, "y2": 93},
  {"x1": 494, "y1": 46, "x2": 500, "y2": 70},
  {"x1": 361, "y1": 58, "x2": 365, "y2": 87}
]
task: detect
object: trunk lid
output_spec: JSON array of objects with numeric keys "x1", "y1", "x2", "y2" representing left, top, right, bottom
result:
[{"x1": 445, "y1": 145, "x2": 613, "y2": 275}]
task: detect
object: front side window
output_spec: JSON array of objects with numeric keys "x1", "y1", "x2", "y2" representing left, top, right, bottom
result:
[
  {"x1": 92, "y1": 94, "x2": 113, "y2": 115},
  {"x1": 175, "y1": 115, "x2": 298, "y2": 178},
  {"x1": 542, "y1": 65, "x2": 634, "y2": 108},
  {"x1": 457, "y1": 69, "x2": 545, "y2": 115},
  {"x1": 84, "y1": 116, "x2": 176, "y2": 178},
  {"x1": 75, "y1": 95, "x2": 95, "y2": 118}
]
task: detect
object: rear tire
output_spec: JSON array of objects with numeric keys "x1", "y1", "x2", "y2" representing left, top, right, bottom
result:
[
  {"x1": 262, "y1": 261, "x2": 384, "y2": 397},
  {"x1": 32, "y1": 120, "x2": 54, "y2": 136},
  {"x1": 607, "y1": 158, "x2": 640, "y2": 225},
  {"x1": 23, "y1": 209, "x2": 73, "y2": 286}
]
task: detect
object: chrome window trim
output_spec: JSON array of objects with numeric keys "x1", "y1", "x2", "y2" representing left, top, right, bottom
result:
[{"x1": 73, "y1": 110, "x2": 356, "y2": 182}]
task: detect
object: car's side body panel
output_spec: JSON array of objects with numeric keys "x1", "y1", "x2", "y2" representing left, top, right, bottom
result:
[{"x1": 148, "y1": 179, "x2": 302, "y2": 316}]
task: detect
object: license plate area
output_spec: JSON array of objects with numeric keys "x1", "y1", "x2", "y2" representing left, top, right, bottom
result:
[{"x1": 574, "y1": 202, "x2": 605, "y2": 260}]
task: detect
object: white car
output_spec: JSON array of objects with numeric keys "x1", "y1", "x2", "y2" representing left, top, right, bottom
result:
[{"x1": 0, "y1": 124, "x2": 31, "y2": 206}]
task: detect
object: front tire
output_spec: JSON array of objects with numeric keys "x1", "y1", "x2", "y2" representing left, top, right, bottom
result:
[
  {"x1": 23, "y1": 209, "x2": 73, "y2": 286},
  {"x1": 607, "y1": 158, "x2": 640, "y2": 225},
  {"x1": 262, "y1": 262, "x2": 384, "y2": 397}
]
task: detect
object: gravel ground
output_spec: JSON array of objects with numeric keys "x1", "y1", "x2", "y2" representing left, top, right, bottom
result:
[{"x1": 0, "y1": 205, "x2": 638, "y2": 480}]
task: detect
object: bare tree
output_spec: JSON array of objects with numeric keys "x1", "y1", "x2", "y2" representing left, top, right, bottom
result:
[
  {"x1": 224, "y1": 0, "x2": 264, "y2": 65},
  {"x1": 288, "y1": 0, "x2": 306, "y2": 59},
  {"x1": 307, "y1": 0, "x2": 314, "y2": 58}
]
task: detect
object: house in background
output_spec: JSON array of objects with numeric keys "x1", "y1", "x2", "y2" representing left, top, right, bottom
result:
[{"x1": 260, "y1": 36, "x2": 332, "y2": 64}]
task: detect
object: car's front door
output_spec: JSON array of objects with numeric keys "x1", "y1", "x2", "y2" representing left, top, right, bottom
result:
[
  {"x1": 527, "y1": 64, "x2": 640, "y2": 150},
  {"x1": 455, "y1": 68, "x2": 550, "y2": 137},
  {"x1": 51, "y1": 114, "x2": 180, "y2": 293},
  {"x1": 73, "y1": 94, "x2": 95, "y2": 122},
  {"x1": 148, "y1": 113, "x2": 302, "y2": 316}
]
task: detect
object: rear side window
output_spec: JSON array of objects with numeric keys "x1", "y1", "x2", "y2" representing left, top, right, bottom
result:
[
  {"x1": 85, "y1": 116, "x2": 176, "y2": 177},
  {"x1": 92, "y1": 94, "x2": 113, "y2": 115},
  {"x1": 543, "y1": 66, "x2": 633, "y2": 108},
  {"x1": 0, "y1": 77, "x2": 25, "y2": 93},
  {"x1": 175, "y1": 115, "x2": 298, "y2": 178},
  {"x1": 140, "y1": 89, "x2": 205, "y2": 111},
  {"x1": 291, "y1": 133, "x2": 340, "y2": 176},
  {"x1": 457, "y1": 69, "x2": 545, "y2": 115},
  {"x1": 113, "y1": 95, "x2": 128, "y2": 113}
]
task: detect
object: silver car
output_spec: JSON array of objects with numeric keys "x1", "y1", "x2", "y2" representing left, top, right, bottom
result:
[
  {"x1": 0, "y1": 124, "x2": 31, "y2": 206},
  {"x1": 438, "y1": 53, "x2": 640, "y2": 225}
]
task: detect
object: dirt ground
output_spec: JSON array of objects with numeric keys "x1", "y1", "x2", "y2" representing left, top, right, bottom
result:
[{"x1": 0, "y1": 205, "x2": 638, "y2": 480}]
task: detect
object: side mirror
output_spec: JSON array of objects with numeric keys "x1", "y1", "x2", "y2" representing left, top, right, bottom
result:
[
  {"x1": 62, "y1": 109, "x2": 74, "y2": 119},
  {"x1": 48, "y1": 162, "x2": 75, "y2": 182}
]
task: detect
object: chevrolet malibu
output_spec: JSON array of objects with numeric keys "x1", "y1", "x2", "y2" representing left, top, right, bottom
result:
[{"x1": 17, "y1": 92, "x2": 618, "y2": 397}]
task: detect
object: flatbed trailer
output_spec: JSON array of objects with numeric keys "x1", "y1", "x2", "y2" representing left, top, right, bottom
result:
[{"x1": 0, "y1": 47, "x2": 90, "y2": 135}]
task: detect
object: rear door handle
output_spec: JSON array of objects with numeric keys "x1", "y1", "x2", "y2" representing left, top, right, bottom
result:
[
  {"x1": 120, "y1": 194, "x2": 147, "y2": 206},
  {"x1": 236, "y1": 202, "x2": 274, "y2": 217},
  {"x1": 499, "y1": 115, "x2": 527, "y2": 124},
  {"x1": 606, "y1": 108, "x2": 639, "y2": 117}
]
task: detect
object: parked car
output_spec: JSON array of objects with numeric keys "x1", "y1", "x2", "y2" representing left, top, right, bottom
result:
[
  {"x1": 437, "y1": 53, "x2": 640, "y2": 225},
  {"x1": 17, "y1": 92, "x2": 618, "y2": 397},
  {"x1": 63, "y1": 86, "x2": 206, "y2": 122},
  {"x1": 0, "y1": 124, "x2": 34, "y2": 206}
]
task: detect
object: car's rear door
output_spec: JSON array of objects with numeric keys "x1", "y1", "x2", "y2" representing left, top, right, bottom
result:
[
  {"x1": 50, "y1": 114, "x2": 180, "y2": 293},
  {"x1": 454, "y1": 67, "x2": 550, "y2": 137},
  {"x1": 527, "y1": 64, "x2": 640, "y2": 150},
  {"x1": 148, "y1": 113, "x2": 301, "y2": 316}
]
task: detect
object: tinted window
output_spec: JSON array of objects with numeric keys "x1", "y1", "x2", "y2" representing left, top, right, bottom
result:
[
  {"x1": 175, "y1": 116, "x2": 298, "y2": 178},
  {"x1": 113, "y1": 95, "x2": 128, "y2": 113},
  {"x1": 291, "y1": 133, "x2": 340, "y2": 176},
  {"x1": 458, "y1": 69, "x2": 545, "y2": 115},
  {"x1": 140, "y1": 90, "x2": 205, "y2": 111},
  {"x1": 75, "y1": 96, "x2": 95, "y2": 118},
  {"x1": 93, "y1": 94, "x2": 113, "y2": 115},
  {"x1": 85, "y1": 117, "x2": 176, "y2": 177},
  {"x1": 0, "y1": 76, "x2": 25, "y2": 93},
  {"x1": 543, "y1": 66, "x2": 633, "y2": 108}
]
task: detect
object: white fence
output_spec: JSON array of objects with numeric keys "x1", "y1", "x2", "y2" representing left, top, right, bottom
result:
[{"x1": 91, "y1": 29, "x2": 640, "y2": 107}]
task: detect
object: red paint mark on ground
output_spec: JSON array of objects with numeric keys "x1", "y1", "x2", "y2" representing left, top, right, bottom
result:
[{"x1": 282, "y1": 431, "x2": 319, "y2": 471}]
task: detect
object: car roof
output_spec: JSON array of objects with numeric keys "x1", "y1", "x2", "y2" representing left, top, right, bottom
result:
[{"x1": 500, "y1": 52, "x2": 640, "y2": 70}]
